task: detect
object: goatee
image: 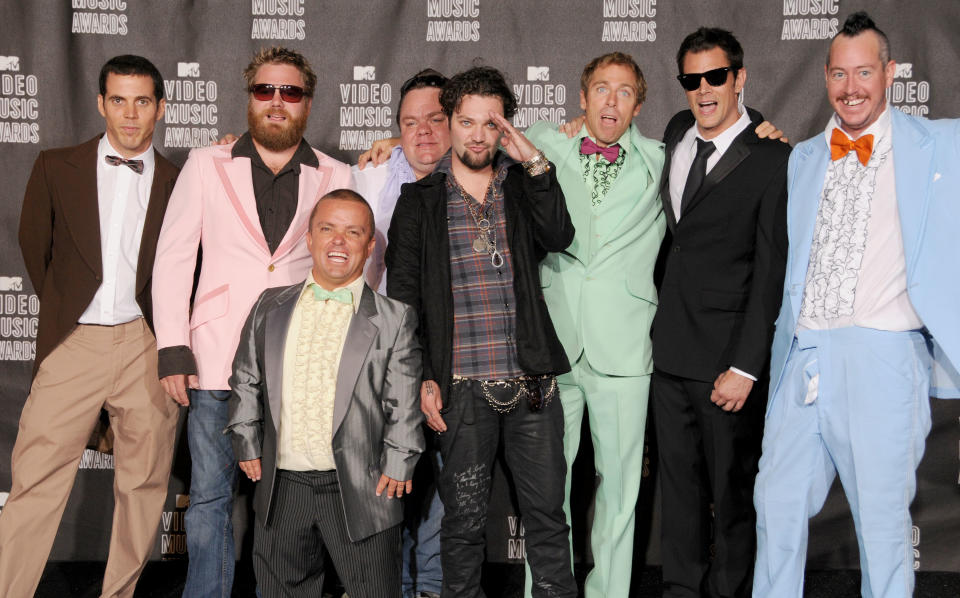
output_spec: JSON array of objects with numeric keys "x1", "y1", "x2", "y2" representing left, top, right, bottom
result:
[
  {"x1": 457, "y1": 146, "x2": 494, "y2": 171},
  {"x1": 248, "y1": 104, "x2": 308, "y2": 152}
]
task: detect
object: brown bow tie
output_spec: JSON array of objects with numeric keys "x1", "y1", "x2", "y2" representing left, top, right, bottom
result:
[
  {"x1": 104, "y1": 154, "x2": 144, "y2": 174},
  {"x1": 830, "y1": 129, "x2": 874, "y2": 167}
]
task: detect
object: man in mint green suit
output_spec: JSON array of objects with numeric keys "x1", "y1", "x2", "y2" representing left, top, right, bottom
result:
[{"x1": 523, "y1": 52, "x2": 665, "y2": 598}]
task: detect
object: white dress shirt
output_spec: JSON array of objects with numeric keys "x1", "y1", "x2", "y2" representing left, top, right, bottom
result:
[
  {"x1": 78, "y1": 137, "x2": 155, "y2": 325},
  {"x1": 798, "y1": 104, "x2": 922, "y2": 332}
]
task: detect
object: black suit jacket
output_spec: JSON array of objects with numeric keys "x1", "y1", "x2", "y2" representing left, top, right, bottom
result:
[
  {"x1": 18, "y1": 134, "x2": 180, "y2": 376},
  {"x1": 385, "y1": 160, "x2": 574, "y2": 397},
  {"x1": 652, "y1": 109, "x2": 790, "y2": 382}
]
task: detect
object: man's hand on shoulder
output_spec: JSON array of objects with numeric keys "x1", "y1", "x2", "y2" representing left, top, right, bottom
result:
[
  {"x1": 755, "y1": 121, "x2": 788, "y2": 144},
  {"x1": 239, "y1": 458, "x2": 261, "y2": 481},
  {"x1": 710, "y1": 369, "x2": 754, "y2": 412},
  {"x1": 376, "y1": 474, "x2": 412, "y2": 499},
  {"x1": 559, "y1": 114, "x2": 586, "y2": 139},
  {"x1": 160, "y1": 374, "x2": 199, "y2": 406},
  {"x1": 358, "y1": 137, "x2": 400, "y2": 169}
]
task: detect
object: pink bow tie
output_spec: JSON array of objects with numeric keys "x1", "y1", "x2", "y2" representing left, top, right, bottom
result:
[{"x1": 580, "y1": 137, "x2": 621, "y2": 163}]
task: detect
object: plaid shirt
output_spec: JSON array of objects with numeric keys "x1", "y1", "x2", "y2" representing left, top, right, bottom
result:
[{"x1": 437, "y1": 151, "x2": 524, "y2": 380}]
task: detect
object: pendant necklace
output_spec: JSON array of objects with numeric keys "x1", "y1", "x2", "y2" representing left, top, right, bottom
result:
[{"x1": 453, "y1": 173, "x2": 504, "y2": 268}]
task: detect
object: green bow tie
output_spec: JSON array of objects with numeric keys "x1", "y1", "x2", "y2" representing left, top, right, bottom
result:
[{"x1": 310, "y1": 284, "x2": 353, "y2": 305}]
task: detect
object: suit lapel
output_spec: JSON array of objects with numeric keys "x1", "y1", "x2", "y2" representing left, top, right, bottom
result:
[
  {"x1": 550, "y1": 131, "x2": 593, "y2": 264},
  {"x1": 264, "y1": 285, "x2": 301, "y2": 431},
  {"x1": 272, "y1": 159, "x2": 334, "y2": 260},
  {"x1": 660, "y1": 114, "x2": 694, "y2": 234},
  {"x1": 136, "y1": 152, "x2": 176, "y2": 294},
  {"x1": 212, "y1": 154, "x2": 271, "y2": 256},
  {"x1": 891, "y1": 109, "x2": 933, "y2": 278},
  {"x1": 787, "y1": 139, "x2": 830, "y2": 319},
  {"x1": 333, "y1": 285, "x2": 379, "y2": 434},
  {"x1": 600, "y1": 126, "x2": 663, "y2": 246},
  {"x1": 62, "y1": 137, "x2": 103, "y2": 277}
]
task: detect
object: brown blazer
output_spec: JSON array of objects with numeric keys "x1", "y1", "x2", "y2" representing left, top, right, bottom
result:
[{"x1": 18, "y1": 134, "x2": 180, "y2": 377}]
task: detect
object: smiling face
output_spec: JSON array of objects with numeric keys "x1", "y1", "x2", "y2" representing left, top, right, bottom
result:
[
  {"x1": 398, "y1": 87, "x2": 450, "y2": 179},
  {"x1": 826, "y1": 31, "x2": 895, "y2": 138},
  {"x1": 682, "y1": 47, "x2": 746, "y2": 140},
  {"x1": 449, "y1": 94, "x2": 503, "y2": 171},
  {"x1": 247, "y1": 62, "x2": 312, "y2": 152},
  {"x1": 579, "y1": 63, "x2": 642, "y2": 147},
  {"x1": 97, "y1": 73, "x2": 165, "y2": 158},
  {"x1": 306, "y1": 198, "x2": 376, "y2": 291}
]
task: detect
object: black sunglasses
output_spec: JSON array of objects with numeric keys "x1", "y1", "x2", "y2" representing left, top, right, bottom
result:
[
  {"x1": 677, "y1": 67, "x2": 734, "y2": 92},
  {"x1": 249, "y1": 83, "x2": 306, "y2": 103}
]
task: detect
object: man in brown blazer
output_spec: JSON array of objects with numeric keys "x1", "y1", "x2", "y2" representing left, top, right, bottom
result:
[{"x1": 0, "y1": 55, "x2": 180, "y2": 598}]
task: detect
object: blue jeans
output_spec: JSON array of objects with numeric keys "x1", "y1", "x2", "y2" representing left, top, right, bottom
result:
[
  {"x1": 401, "y1": 449, "x2": 443, "y2": 597},
  {"x1": 184, "y1": 389, "x2": 237, "y2": 598}
]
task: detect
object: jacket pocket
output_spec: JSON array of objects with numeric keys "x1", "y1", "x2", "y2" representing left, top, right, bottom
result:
[
  {"x1": 699, "y1": 288, "x2": 748, "y2": 312},
  {"x1": 190, "y1": 284, "x2": 229, "y2": 329}
]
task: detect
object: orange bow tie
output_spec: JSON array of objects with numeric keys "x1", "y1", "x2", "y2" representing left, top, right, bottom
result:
[{"x1": 830, "y1": 128, "x2": 874, "y2": 166}]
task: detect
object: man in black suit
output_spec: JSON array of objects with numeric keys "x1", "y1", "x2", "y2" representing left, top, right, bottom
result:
[{"x1": 651, "y1": 28, "x2": 790, "y2": 598}]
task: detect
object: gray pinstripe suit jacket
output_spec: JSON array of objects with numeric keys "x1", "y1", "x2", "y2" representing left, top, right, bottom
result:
[{"x1": 226, "y1": 281, "x2": 424, "y2": 541}]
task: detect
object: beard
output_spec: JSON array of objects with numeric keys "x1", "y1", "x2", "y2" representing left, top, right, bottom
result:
[
  {"x1": 248, "y1": 104, "x2": 308, "y2": 152},
  {"x1": 456, "y1": 144, "x2": 495, "y2": 171}
]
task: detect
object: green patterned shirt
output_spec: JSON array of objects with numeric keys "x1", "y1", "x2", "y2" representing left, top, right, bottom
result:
[{"x1": 579, "y1": 135, "x2": 626, "y2": 208}]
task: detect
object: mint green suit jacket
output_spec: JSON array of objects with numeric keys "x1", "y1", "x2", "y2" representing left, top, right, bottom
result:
[{"x1": 527, "y1": 121, "x2": 665, "y2": 376}]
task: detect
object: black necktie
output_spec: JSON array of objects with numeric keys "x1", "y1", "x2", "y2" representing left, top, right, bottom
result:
[
  {"x1": 680, "y1": 138, "x2": 716, "y2": 214},
  {"x1": 104, "y1": 154, "x2": 144, "y2": 174}
]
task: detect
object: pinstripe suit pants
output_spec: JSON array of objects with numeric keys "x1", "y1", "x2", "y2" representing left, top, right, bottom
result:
[{"x1": 253, "y1": 469, "x2": 401, "y2": 598}]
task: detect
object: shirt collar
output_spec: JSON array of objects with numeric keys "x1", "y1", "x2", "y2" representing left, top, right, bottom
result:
[
  {"x1": 300, "y1": 271, "x2": 366, "y2": 314},
  {"x1": 823, "y1": 102, "x2": 892, "y2": 146},
  {"x1": 694, "y1": 108, "x2": 752, "y2": 157},
  {"x1": 98, "y1": 134, "x2": 155, "y2": 169},
  {"x1": 232, "y1": 132, "x2": 319, "y2": 174}
]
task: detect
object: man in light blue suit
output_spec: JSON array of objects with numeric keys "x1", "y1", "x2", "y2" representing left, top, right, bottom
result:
[{"x1": 753, "y1": 12, "x2": 960, "y2": 598}]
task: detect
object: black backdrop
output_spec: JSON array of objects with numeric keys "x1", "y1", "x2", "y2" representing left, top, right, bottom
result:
[{"x1": 0, "y1": 0, "x2": 958, "y2": 571}]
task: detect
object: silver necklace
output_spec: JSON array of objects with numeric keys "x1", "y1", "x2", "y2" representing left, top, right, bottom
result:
[{"x1": 452, "y1": 174, "x2": 504, "y2": 268}]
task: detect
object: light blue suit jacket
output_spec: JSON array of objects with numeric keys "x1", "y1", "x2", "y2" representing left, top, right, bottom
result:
[{"x1": 770, "y1": 108, "x2": 960, "y2": 401}]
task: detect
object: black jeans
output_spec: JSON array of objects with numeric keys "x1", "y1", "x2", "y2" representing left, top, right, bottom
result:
[{"x1": 437, "y1": 377, "x2": 576, "y2": 598}]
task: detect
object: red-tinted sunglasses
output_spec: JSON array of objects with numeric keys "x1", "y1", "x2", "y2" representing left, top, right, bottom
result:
[{"x1": 249, "y1": 83, "x2": 306, "y2": 103}]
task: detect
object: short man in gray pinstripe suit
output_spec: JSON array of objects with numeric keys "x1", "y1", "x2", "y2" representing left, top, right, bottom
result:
[{"x1": 226, "y1": 189, "x2": 425, "y2": 598}]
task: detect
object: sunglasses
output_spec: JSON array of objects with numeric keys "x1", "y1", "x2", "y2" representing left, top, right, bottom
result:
[
  {"x1": 249, "y1": 83, "x2": 306, "y2": 103},
  {"x1": 677, "y1": 67, "x2": 734, "y2": 92}
]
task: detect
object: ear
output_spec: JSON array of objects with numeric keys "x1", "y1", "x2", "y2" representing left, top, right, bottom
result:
[
  {"x1": 631, "y1": 101, "x2": 643, "y2": 118},
  {"x1": 155, "y1": 98, "x2": 166, "y2": 122},
  {"x1": 734, "y1": 67, "x2": 747, "y2": 94},
  {"x1": 883, "y1": 60, "x2": 896, "y2": 89},
  {"x1": 97, "y1": 95, "x2": 106, "y2": 118},
  {"x1": 579, "y1": 88, "x2": 587, "y2": 112}
]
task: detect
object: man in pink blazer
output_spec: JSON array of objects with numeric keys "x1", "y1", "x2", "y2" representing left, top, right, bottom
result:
[{"x1": 152, "y1": 47, "x2": 351, "y2": 597}]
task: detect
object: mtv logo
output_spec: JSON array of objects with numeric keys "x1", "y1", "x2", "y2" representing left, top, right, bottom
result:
[
  {"x1": 527, "y1": 66, "x2": 550, "y2": 81},
  {"x1": 353, "y1": 66, "x2": 376, "y2": 81},
  {"x1": 0, "y1": 56, "x2": 20, "y2": 71},
  {"x1": 894, "y1": 63, "x2": 913, "y2": 79},
  {"x1": 0, "y1": 276, "x2": 23, "y2": 291},
  {"x1": 177, "y1": 62, "x2": 200, "y2": 77},
  {"x1": 176, "y1": 494, "x2": 190, "y2": 508}
]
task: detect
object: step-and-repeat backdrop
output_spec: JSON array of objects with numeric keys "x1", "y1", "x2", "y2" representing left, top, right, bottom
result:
[{"x1": 0, "y1": 0, "x2": 958, "y2": 572}]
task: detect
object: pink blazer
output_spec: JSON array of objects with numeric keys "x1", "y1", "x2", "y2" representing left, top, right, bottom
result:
[{"x1": 152, "y1": 142, "x2": 352, "y2": 389}]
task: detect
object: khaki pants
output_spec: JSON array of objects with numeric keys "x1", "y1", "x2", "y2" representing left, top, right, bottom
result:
[{"x1": 0, "y1": 319, "x2": 179, "y2": 598}]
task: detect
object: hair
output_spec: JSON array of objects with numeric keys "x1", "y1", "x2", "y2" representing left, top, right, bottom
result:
[
  {"x1": 580, "y1": 52, "x2": 647, "y2": 104},
  {"x1": 676, "y1": 27, "x2": 744, "y2": 75},
  {"x1": 309, "y1": 189, "x2": 375, "y2": 238},
  {"x1": 829, "y1": 11, "x2": 891, "y2": 65},
  {"x1": 398, "y1": 68, "x2": 448, "y2": 114},
  {"x1": 99, "y1": 55, "x2": 164, "y2": 101},
  {"x1": 440, "y1": 66, "x2": 517, "y2": 119},
  {"x1": 243, "y1": 47, "x2": 317, "y2": 98}
]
